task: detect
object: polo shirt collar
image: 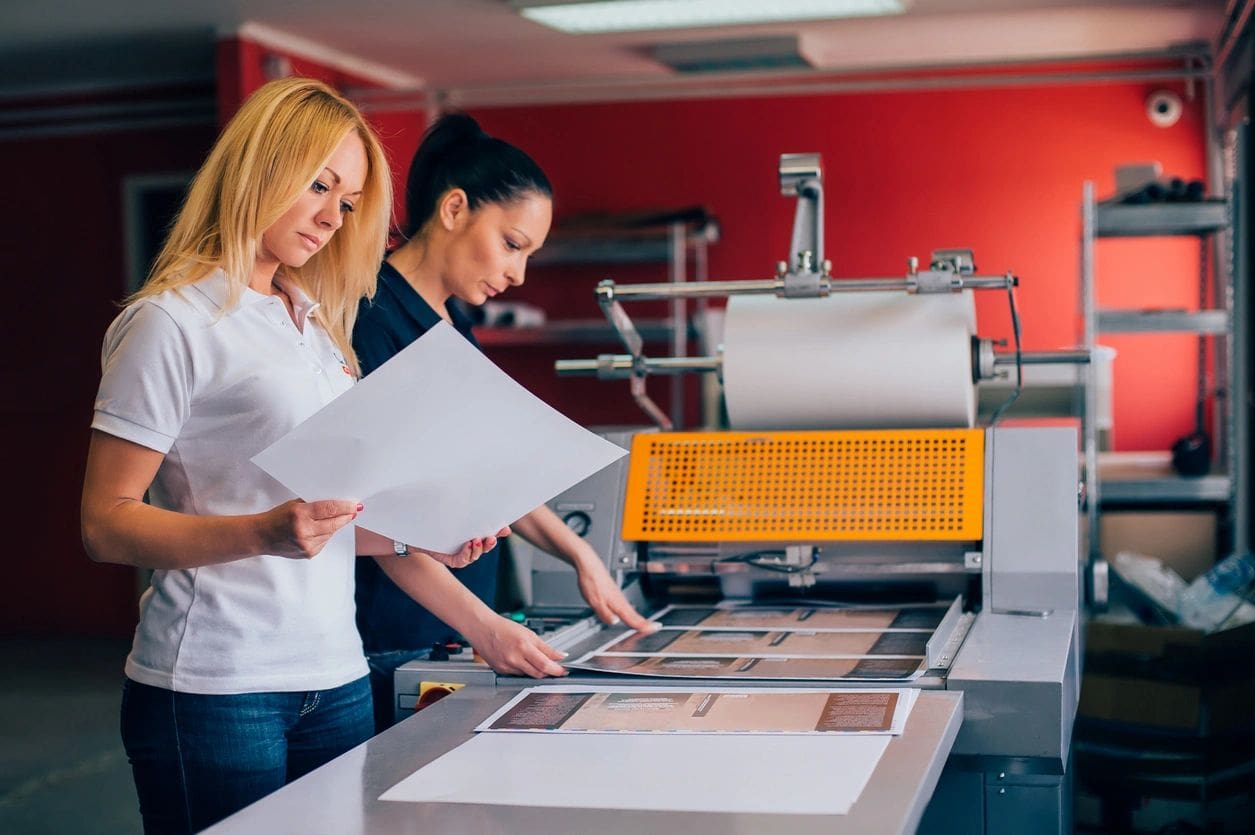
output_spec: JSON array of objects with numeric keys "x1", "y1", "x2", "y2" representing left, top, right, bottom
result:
[
  {"x1": 193, "y1": 269, "x2": 273, "y2": 313},
  {"x1": 378, "y1": 260, "x2": 475, "y2": 337},
  {"x1": 193, "y1": 269, "x2": 321, "y2": 329},
  {"x1": 273, "y1": 274, "x2": 321, "y2": 330}
]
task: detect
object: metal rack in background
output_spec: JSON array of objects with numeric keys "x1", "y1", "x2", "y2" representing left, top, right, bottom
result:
[
  {"x1": 499, "y1": 209, "x2": 720, "y2": 429},
  {"x1": 1078, "y1": 120, "x2": 1248, "y2": 568}
]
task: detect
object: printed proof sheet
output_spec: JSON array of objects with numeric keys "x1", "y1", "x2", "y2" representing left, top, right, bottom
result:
[
  {"x1": 655, "y1": 603, "x2": 949, "y2": 631},
  {"x1": 476, "y1": 685, "x2": 917, "y2": 735},
  {"x1": 252, "y1": 322, "x2": 626, "y2": 553},
  {"x1": 380, "y1": 685, "x2": 917, "y2": 815},
  {"x1": 566, "y1": 603, "x2": 944, "y2": 680}
]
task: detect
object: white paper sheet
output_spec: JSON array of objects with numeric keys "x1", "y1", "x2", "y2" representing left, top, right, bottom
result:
[
  {"x1": 252, "y1": 322, "x2": 627, "y2": 553},
  {"x1": 378, "y1": 731, "x2": 892, "y2": 815}
]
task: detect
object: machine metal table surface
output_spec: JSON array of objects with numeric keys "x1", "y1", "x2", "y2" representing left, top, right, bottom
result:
[{"x1": 206, "y1": 686, "x2": 963, "y2": 835}]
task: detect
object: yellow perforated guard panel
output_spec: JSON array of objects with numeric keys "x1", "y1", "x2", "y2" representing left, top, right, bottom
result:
[{"x1": 622, "y1": 429, "x2": 984, "y2": 542}]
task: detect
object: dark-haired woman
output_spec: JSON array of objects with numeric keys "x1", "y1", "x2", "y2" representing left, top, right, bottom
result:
[{"x1": 352, "y1": 113, "x2": 653, "y2": 731}]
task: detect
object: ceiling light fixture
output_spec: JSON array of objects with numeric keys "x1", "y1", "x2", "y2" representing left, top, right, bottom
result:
[
  {"x1": 654, "y1": 36, "x2": 814, "y2": 73},
  {"x1": 514, "y1": 0, "x2": 909, "y2": 34}
]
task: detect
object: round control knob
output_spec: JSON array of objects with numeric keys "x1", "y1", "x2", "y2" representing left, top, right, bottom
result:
[{"x1": 563, "y1": 510, "x2": 591, "y2": 537}]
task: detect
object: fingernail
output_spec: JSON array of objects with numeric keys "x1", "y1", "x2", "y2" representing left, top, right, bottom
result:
[
  {"x1": 559, "y1": 651, "x2": 569, "y2": 658},
  {"x1": 356, "y1": 503, "x2": 364, "y2": 512},
  {"x1": 610, "y1": 616, "x2": 622, "y2": 625}
]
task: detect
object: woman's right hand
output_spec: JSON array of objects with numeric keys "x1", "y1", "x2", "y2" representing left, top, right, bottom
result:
[
  {"x1": 465, "y1": 614, "x2": 568, "y2": 679},
  {"x1": 259, "y1": 499, "x2": 360, "y2": 559}
]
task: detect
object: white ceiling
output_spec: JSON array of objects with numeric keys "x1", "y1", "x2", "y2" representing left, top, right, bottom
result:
[{"x1": 0, "y1": 0, "x2": 1225, "y2": 101}]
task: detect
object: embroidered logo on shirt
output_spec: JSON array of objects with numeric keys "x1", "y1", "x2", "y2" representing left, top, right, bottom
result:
[{"x1": 329, "y1": 349, "x2": 353, "y2": 378}]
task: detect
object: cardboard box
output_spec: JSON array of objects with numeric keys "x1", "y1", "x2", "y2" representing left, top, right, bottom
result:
[
  {"x1": 1099, "y1": 510, "x2": 1217, "y2": 582},
  {"x1": 1080, "y1": 618, "x2": 1255, "y2": 735}
]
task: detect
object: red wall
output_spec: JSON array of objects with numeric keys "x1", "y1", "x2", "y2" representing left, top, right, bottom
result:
[
  {"x1": 1, "y1": 101, "x2": 217, "y2": 635},
  {"x1": 217, "y1": 38, "x2": 391, "y2": 122},
  {"x1": 468, "y1": 76, "x2": 1208, "y2": 451}
]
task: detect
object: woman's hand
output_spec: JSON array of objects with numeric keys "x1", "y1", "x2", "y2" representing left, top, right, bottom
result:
[
  {"x1": 576, "y1": 555, "x2": 657, "y2": 633},
  {"x1": 507, "y1": 506, "x2": 656, "y2": 633},
  {"x1": 82, "y1": 431, "x2": 345, "y2": 570},
  {"x1": 258, "y1": 499, "x2": 360, "y2": 559},
  {"x1": 464, "y1": 613, "x2": 568, "y2": 679},
  {"x1": 412, "y1": 526, "x2": 511, "y2": 569}
]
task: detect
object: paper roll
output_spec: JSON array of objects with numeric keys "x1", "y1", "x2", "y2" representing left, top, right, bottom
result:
[{"x1": 722, "y1": 291, "x2": 977, "y2": 430}]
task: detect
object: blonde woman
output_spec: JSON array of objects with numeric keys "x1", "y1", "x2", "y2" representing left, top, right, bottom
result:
[{"x1": 80, "y1": 78, "x2": 508, "y2": 833}]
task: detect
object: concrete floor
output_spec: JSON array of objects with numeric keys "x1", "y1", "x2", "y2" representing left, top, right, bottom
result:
[{"x1": 0, "y1": 636, "x2": 140, "y2": 835}]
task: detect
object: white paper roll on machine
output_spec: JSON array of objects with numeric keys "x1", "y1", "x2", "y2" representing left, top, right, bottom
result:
[{"x1": 721, "y1": 291, "x2": 978, "y2": 430}]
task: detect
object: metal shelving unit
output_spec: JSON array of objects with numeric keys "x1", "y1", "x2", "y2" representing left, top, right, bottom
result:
[
  {"x1": 1099, "y1": 471, "x2": 1233, "y2": 504},
  {"x1": 530, "y1": 225, "x2": 715, "y2": 266},
  {"x1": 1093, "y1": 200, "x2": 1227, "y2": 237},
  {"x1": 1080, "y1": 185, "x2": 1238, "y2": 561},
  {"x1": 1096, "y1": 308, "x2": 1228, "y2": 334},
  {"x1": 484, "y1": 212, "x2": 718, "y2": 428}
]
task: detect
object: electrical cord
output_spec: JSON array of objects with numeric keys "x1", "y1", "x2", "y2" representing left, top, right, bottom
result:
[
  {"x1": 718, "y1": 549, "x2": 819, "y2": 574},
  {"x1": 988, "y1": 281, "x2": 1023, "y2": 425}
]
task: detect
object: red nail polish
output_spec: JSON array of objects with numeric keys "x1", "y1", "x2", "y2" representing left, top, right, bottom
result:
[{"x1": 356, "y1": 503, "x2": 364, "y2": 512}]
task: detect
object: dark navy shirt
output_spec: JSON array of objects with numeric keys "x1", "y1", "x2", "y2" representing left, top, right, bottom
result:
[{"x1": 352, "y1": 260, "x2": 499, "y2": 654}]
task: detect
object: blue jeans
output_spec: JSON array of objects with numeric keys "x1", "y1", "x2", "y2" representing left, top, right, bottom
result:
[
  {"x1": 120, "y1": 676, "x2": 372, "y2": 834},
  {"x1": 365, "y1": 649, "x2": 427, "y2": 733}
]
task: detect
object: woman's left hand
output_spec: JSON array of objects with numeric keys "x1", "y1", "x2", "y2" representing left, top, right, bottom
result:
[{"x1": 415, "y1": 526, "x2": 510, "y2": 569}]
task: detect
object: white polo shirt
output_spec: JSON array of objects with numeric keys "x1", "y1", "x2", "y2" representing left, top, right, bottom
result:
[{"x1": 93, "y1": 269, "x2": 368, "y2": 694}]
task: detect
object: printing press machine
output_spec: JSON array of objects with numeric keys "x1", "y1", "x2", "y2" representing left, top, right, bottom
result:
[
  {"x1": 208, "y1": 154, "x2": 1087, "y2": 835},
  {"x1": 387, "y1": 425, "x2": 1082, "y2": 834}
]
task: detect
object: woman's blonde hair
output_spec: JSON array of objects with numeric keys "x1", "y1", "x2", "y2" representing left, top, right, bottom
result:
[{"x1": 132, "y1": 77, "x2": 391, "y2": 375}]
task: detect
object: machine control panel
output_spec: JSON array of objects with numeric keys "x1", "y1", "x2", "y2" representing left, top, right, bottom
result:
[{"x1": 562, "y1": 510, "x2": 592, "y2": 537}]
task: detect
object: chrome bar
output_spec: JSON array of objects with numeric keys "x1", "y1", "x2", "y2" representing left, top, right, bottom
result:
[
  {"x1": 926, "y1": 598, "x2": 974, "y2": 671},
  {"x1": 558, "y1": 349, "x2": 1086, "y2": 379},
  {"x1": 597, "y1": 278, "x2": 781, "y2": 301},
  {"x1": 994, "y1": 350, "x2": 1091, "y2": 366},
  {"x1": 669, "y1": 220, "x2": 687, "y2": 428},
  {"x1": 555, "y1": 355, "x2": 721, "y2": 377},
  {"x1": 595, "y1": 274, "x2": 1016, "y2": 302}
]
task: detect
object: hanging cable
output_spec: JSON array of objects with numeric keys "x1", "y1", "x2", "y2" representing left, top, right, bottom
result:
[
  {"x1": 717, "y1": 550, "x2": 818, "y2": 574},
  {"x1": 988, "y1": 282, "x2": 1024, "y2": 425}
]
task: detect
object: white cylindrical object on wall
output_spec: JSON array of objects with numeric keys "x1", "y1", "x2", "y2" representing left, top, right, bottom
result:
[
  {"x1": 721, "y1": 291, "x2": 978, "y2": 430},
  {"x1": 1146, "y1": 90, "x2": 1183, "y2": 128}
]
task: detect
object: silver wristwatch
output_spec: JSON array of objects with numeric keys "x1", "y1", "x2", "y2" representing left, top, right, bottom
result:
[{"x1": 392, "y1": 540, "x2": 410, "y2": 558}]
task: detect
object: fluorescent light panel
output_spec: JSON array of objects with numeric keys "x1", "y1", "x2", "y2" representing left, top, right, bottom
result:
[{"x1": 516, "y1": 0, "x2": 909, "y2": 34}]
